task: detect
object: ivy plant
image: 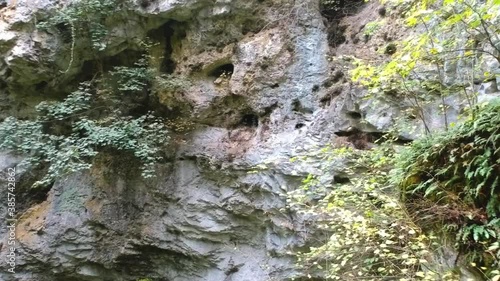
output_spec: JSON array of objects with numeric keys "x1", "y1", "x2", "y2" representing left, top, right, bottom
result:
[{"x1": 0, "y1": 82, "x2": 169, "y2": 187}]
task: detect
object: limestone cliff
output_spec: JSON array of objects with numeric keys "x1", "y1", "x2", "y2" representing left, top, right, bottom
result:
[{"x1": 0, "y1": 0, "x2": 498, "y2": 280}]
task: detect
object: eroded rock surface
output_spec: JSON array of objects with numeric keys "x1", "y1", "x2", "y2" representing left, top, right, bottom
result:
[
  {"x1": 0, "y1": 0, "x2": 496, "y2": 280},
  {"x1": 0, "y1": 0, "x2": 340, "y2": 280}
]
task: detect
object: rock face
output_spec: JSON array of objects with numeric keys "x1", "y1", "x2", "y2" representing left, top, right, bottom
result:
[
  {"x1": 0, "y1": 0, "x2": 344, "y2": 280},
  {"x1": 0, "y1": 0, "x2": 497, "y2": 280}
]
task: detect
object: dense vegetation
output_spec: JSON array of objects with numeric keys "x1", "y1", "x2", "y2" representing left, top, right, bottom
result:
[
  {"x1": 290, "y1": 0, "x2": 500, "y2": 280},
  {"x1": 289, "y1": 101, "x2": 500, "y2": 280},
  {"x1": 0, "y1": 0, "x2": 499, "y2": 280},
  {"x1": 0, "y1": 80, "x2": 169, "y2": 187},
  {"x1": 353, "y1": 0, "x2": 500, "y2": 134},
  {"x1": 396, "y1": 100, "x2": 500, "y2": 277},
  {"x1": 0, "y1": 0, "x2": 197, "y2": 187}
]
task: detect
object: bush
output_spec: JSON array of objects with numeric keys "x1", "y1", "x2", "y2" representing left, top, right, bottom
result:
[
  {"x1": 286, "y1": 144, "x2": 438, "y2": 280},
  {"x1": 394, "y1": 100, "x2": 500, "y2": 277},
  {"x1": 37, "y1": 0, "x2": 121, "y2": 51},
  {"x1": 0, "y1": 82, "x2": 169, "y2": 187},
  {"x1": 351, "y1": 0, "x2": 500, "y2": 134}
]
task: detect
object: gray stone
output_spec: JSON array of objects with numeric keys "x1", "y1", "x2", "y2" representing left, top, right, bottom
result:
[
  {"x1": 479, "y1": 80, "x2": 498, "y2": 95},
  {"x1": 1, "y1": 0, "x2": 498, "y2": 280}
]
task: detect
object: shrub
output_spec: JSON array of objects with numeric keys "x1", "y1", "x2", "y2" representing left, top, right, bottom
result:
[
  {"x1": 37, "y1": 0, "x2": 121, "y2": 51},
  {"x1": 351, "y1": 0, "x2": 500, "y2": 134},
  {"x1": 286, "y1": 144, "x2": 438, "y2": 280},
  {"x1": 109, "y1": 58, "x2": 153, "y2": 93},
  {"x1": 0, "y1": 82, "x2": 169, "y2": 187},
  {"x1": 394, "y1": 99, "x2": 500, "y2": 278}
]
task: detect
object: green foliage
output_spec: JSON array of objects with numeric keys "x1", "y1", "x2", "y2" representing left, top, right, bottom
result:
[
  {"x1": 286, "y1": 143, "x2": 445, "y2": 280},
  {"x1": 394, "y1": 100, "x2": 500, "y2": 277},
  {"x1": 351, "y1": 0, "x2": 500, "y2": 134},
  {"x1": 37, "y1": 0, "x2": 122, "y2": 51},
  {"x1": 109, "y1": 58, "x2": 153, "y2": 92},
  {"x1": 0, "y1": 82, "x2": 169, "y2": 187},
  {"x1": 36, "y1": 82, "x2": 93, "y2": 120},
  {"x1": 363, "y1": 20, "x2": 383, "y2": 36}
]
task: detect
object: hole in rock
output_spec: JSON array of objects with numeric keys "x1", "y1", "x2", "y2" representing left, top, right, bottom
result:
[
  {"x1": 331, "y1": 70, "x2": 344, "y2": 84},
  {"x1": 139, "y1": 0, "x2": 152, "y2": 8},
  {"x1": 55, "y1": 22, "x2": 72, "y2": 43},
  {"x1": 295, "y1": 123, "x2": 305, "y2": 129},
  {"x1": 209, "y1": 63, "x2": 234, "y2": 78},
  {"x1": 333, "y1": 176, "x2": 351, "y2": 184},
  {"x1": 292, "y1": 99, "x2": 313, "y2": 114},
  {"x1": 320, "y1": 95, "x2": 332, "y2": 107},
  {"x1": 346, "y1": 111, "x2": 362, "y2": 119},
  {"x1": 384, "y1": 43, "x2": 397, "y2": 55},
  {"x1": 35, "y1": 81, "x2": 48, "y2": 91},
  {"x1": 378, "y1": 6, "x2": 387, "y2": 17},
  {"x1": 240, "y1": 114, "x2": 259, "y2": 127}
]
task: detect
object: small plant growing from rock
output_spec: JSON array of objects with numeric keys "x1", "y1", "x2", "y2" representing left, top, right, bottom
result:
[
  {"x1": 363, "y1": 20, "x2": 383, "y2": 37},
  {"x1": 109, "y1": 57, "x2": 153, "y2": 93},
  {"x1": 36, "y1": 0, "x2": 125, "y2": 71},
  {"x1": 0, "y1": 82, "x2": 169, "y2": 187}
]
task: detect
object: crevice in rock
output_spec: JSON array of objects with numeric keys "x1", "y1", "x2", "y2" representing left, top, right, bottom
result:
[
  {"x1": 295, "y1": 123, "x2": 305, "y2": 129},
  {"x1": 331, "y1": 69, "x2": 344, "y2": 84},
  {"x1": 319, "y1": 85, "x2": 342, "y2": 108},
  {"x1": 261, "y1": 102, "x2": 278, "y2": 117},
  {"x1": 335, "y1": 129, "x2": 412, "y2": 149},
  {"x1": 148, "y1": 20, "x2": 187, "y2": 74},
  {"x1": 292, "y1": 99, "x2": 313, "y2": 114},
  {"x1": 319, "y1": 95, "x2": 332, "y2": 107},
  {"x1": 114, "y1": 245, "x2": 205, "y2": 276},
  {"x1": 321, "y1": 0, "x2": 367, "y2": 47},
  {"x1": 15, "y1": 167, "x2": 52, "y2": 213},
  {"x1": 334, "y1": 128, "x2": 378, "y2": 150}
]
